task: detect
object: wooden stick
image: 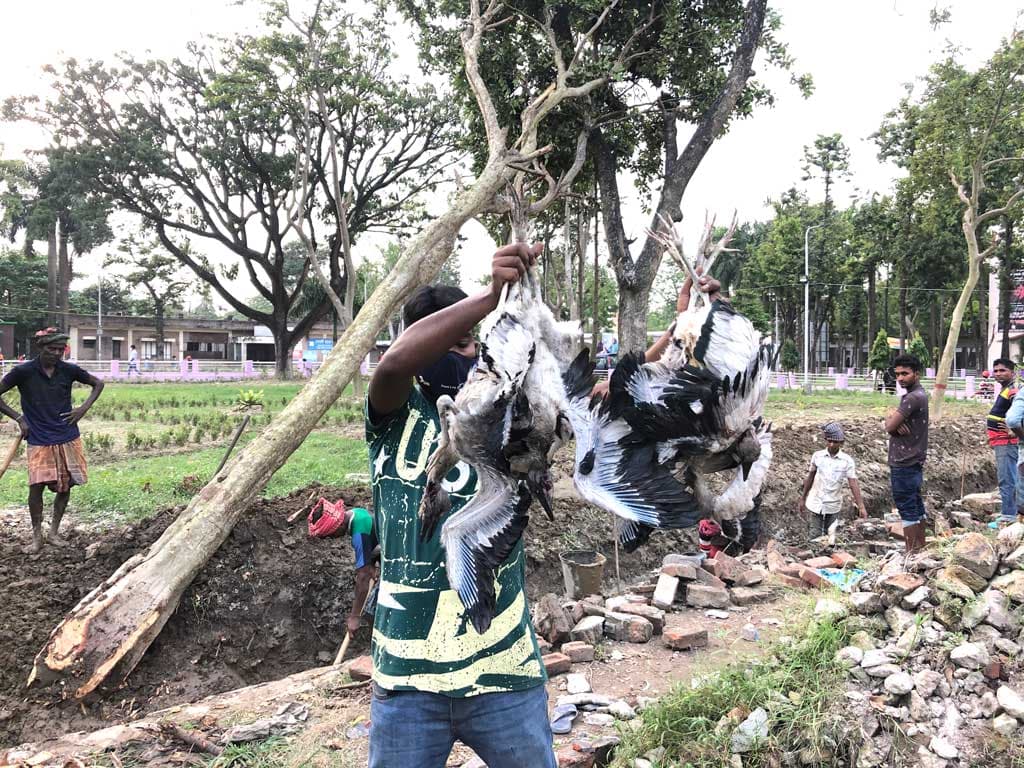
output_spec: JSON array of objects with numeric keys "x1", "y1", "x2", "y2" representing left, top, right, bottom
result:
[
  {"x1": 0, "y1": 433, "x2": 23, "y2": 482},
  {"x1": 334, "y1": 576, "x2": 376, "y2": 665},
  {"x1": 214, "y1": 414, "x2": 251, "y2": 476},
  {"x1": 959, "y1": 443, "x2": 968, "y2": 500},
  {"x1": 159, "y1": 721, "x2": 223, "y2": 756},
  {"x1": 612, "y1": 515, "x2": 622, "y2": 594}
]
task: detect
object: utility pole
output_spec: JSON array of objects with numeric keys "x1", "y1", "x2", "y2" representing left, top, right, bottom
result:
[
  {"x1": 97, "y1": 260, "x2": 104, "y2": 363},
  {"x1": 804, "y1": 223, "x2": 825, "y2": 393}
]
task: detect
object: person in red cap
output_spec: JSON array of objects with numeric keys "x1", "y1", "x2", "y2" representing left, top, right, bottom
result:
[
  {"x1": 308, "y1": 499, "x2": 378, "y2": 634},
  {"x1": 0, "y1": 327, "x2": 104, "y2": 553}
]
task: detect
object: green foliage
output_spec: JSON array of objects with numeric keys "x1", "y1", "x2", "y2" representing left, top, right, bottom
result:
[
  {"x1": 236, "y1": 389, "x2": 265, "y2": 409},
  {"x1": 12, "y1": 4, "x2": 458, "y2": 369},
  {"x1": 0, "y1": 247, "x2": 49, "y2": 352},
  {"x1": 779, "y1": 338, "x2": 799, "y2": 371},
  {"x1": 868, "y1": 329, "x2": 891, "y2": 372},
  {"x1": 907, "y1": 332, "x2": 931, "y2": 367},
  {"x1": 611, "y1": 614, "x2": 850, "y2": 766},
  {"x1": 732, "y1": 289, "x2": 772, "y2": 335}
]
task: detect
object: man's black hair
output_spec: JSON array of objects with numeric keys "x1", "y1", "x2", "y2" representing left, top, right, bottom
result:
[
  {"x1": 403, "y1": 285, "x2": 468, "y2": 328},
  {"x1": 994, "y1": 357, "x2": 1016, "y2": 369},
  {"x1": 892, "y1": 353, "x2": 922, "y2": 373}
]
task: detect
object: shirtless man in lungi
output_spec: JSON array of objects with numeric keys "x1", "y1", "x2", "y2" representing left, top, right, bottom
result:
[{"x1": 0, "y1": 327, "x2": 104, "y2": 553}]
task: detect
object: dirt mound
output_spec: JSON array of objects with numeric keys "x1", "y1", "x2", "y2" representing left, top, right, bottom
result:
[
  {"x1": 0, "y1": 414, "x2": 995, "y2": 748},
  {"x1": 0, "y1": 484, "x2": 368, "y2": 746}
]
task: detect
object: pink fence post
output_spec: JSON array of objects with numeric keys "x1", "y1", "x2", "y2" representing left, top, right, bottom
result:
[
  {"x1": 959, "y1": 368, "x2": 966, "y2": 378},
  {"x1": 828, "y1": 367, "x2": 835, "y2": 376},
  {"x1": 244, "y1": 360, "x2": 255, "y2": 376},
  {"x1": 110, "y1": 359, "x2": 120, "y2": 376},
  {"x1": 776, "y1": 373, "x2": 786, "y2": 389},
  {"x1": 846, "y1": 367, "x2": 854, "y2": 376},
  {"x1": 926, "y1": 367, "x2": 935, "y2": 378},
  {"x1": 191, "y1": 358, "x2": 200, "y2": 374},
  {"x1": 179, "y1": 359, "x2": 189, "y2": 377},
  {"x1": 965, "y1": 375, "x2": 975, "y2": 398}
]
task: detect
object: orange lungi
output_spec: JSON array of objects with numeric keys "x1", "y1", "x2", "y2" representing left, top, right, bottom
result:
[{"x1": 27, "y1": 438, "x2": 88, "y2": 492}]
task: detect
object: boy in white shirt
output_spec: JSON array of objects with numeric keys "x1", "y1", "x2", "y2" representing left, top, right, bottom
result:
[{"x1": 796, "y1": 422, "x2": 867, "y2": 543}]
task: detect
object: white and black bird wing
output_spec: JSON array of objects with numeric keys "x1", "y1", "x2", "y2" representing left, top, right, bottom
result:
[{"x1": 440, "y1": 475, "x2": 532, "y2": 635}]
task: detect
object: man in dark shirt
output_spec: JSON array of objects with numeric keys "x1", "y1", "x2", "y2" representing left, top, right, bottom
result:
[
  {"x1": 884, "y1": 353, "x2": 929, "y2": 554},
  {"x1": 0, "y1": 328, "x2": 104, "y2": 553},
  {"x1": 986, "y1": 358, "x2": 1020, "y2": 521}
]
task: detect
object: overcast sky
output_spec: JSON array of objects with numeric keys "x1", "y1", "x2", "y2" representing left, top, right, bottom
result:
[{"x1": 1, "y1": 0, "x2": 1021, "y2": 303}]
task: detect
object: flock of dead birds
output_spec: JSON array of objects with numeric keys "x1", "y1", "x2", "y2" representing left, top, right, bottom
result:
[{"x1": 417, "y1": 211, "x2": 774, "y2": 634}]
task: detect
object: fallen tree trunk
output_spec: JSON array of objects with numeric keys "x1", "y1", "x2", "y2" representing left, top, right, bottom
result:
[
  {"x1": 27, "y1": 161, "x2": 513, "y2": 698},
  {"x1": 29, "y1": 0, "x2": 633, "y2": 700}
]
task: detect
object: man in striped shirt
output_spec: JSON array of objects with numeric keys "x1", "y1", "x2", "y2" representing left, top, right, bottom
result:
[{"x1": 987, "y1": 358, "x2": 1021, "y2": 523}]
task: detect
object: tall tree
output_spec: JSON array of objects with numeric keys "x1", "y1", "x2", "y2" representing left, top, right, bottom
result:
[
  {"x1": 114, "y1": 236, "x2": 191, "y2": 359},
  {"x1": 405, "y1": 0, "x2": 806, "y2": 354},
  {"x1": 29, "y1": 0, "x2": 654, "y2": 697},
  {"x1": 877, "y1": 34, "x2": 1024, "y2": 419},
  {"x1": 7, "y1": 14, "x2": 457, "y2": 375}
]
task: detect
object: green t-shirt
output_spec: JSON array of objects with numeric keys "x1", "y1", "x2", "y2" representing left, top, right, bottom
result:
[{"x1": 366, "y1": 385, "x2": 545, "y2": 697}]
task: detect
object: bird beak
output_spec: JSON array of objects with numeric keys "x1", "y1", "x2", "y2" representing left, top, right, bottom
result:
[{"x1": 740, "y1": 459, "x2": 754, "y2": 481}]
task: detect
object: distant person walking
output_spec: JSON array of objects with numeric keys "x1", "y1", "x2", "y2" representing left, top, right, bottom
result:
[
  {"x1": 127, "y1": 344, "x2": 139, "y2": 376},
  {"x1": 884, "y1": 353, "x2": 929, "y2": 554},
  {"x1": 985, "y1": 358, "x2": 1021, "y2": 522},
  {"x1": 0, "y1": 328, "x2": 104, "y2": 553}
]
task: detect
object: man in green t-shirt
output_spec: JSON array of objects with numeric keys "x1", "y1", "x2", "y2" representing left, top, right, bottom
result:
[{"x1": 366, "y1": 242, "x2": 554, "y2": 768}]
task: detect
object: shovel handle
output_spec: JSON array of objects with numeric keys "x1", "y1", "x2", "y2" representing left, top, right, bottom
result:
[{"x1": 0, "y1": 433, "x2": 23, "y2": 482}]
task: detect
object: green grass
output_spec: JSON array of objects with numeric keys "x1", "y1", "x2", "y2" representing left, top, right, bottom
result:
[
  {"x1": 0, "y1": 432, "x2": 369, "y2": 523},
  {"x1": 765, "y1": 388, "x2": 985, "y2": 421},
  {"x1": 610, "y1": 610, "x2": 852, "y2": 768}
]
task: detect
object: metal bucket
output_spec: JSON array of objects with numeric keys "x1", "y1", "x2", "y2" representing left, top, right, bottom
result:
[{"x1": 559, "y1": 550, "x2": 607, "y2": 599}]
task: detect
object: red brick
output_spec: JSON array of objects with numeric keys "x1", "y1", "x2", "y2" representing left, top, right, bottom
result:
[
  {"x1": 982, "y1": 660, "x2": 1003, "y2": 681},
  {"x1": 779, "y1": 563, "x2": 804, "y2": 578},
  {"x1": 803, "y1": 556, "x2": 836, "y2": 569},
  {"x1": 543, "y1": 652, "x2": 572, "y2": 676},
  {"x1": 703, "y1": 551, "x2": 749, "y2": 584},
  {"x1": 616, "y1": 603, "x2": 666, "y2": 634},
  {"x1": 346, "y1": 655, "x2": 373, "y2": 681},
  {"x1": 662, "y1": 563, "x2": 697, "y2": 580},
  {"x1": 831, "y1": 551, "x2": 857, "y2": 568},
  {"x1": 776, "y1": 573, "x2": 808, "y2": 590},
  {"x1": 767, "y1": 549, "x2": 789, "y2": 573},
  {"x1": 880, "y1": 572, "x2": 925, "y2": 598},
  {"x1": 561, "y1": 641, "x2": 595, "y2": 663},
  {"x1": 556, "y1": 745, "x2": 596, "y2": 768},
  {"x1": 799, "y1": 566, "x2": 825, "y2": 588},
  {"x1": 663, "y1": 626, "x2": 709, "y2": 651}
]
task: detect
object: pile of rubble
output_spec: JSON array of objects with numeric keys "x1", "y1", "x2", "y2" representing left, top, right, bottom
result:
[
  {"x1": 533, "y1": 550, "x2": 776, "y2": 666},
  {"x1": 528, "y1": 551, "x2": 782, "y2": 767},
  {"x1": 833, "y1": 523, "x2": 1024, "y2": 766}
]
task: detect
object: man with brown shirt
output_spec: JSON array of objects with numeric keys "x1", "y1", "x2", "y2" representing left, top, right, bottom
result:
[{"x1": 884, "y1": 354, "x2": 929, "y2": 553}]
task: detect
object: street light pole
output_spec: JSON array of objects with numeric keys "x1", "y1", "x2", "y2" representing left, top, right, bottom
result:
[
  {"x1": 804, "y1": 223, "x2": 825, "y2": 392},
  {"x1": 97, "y1": 261, "x2": 103, "y2": 363}
]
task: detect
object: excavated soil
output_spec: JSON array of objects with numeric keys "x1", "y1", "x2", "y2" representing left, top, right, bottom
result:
[{"x1": 0, "y1": 415, "x2": 995, "y2": 747}]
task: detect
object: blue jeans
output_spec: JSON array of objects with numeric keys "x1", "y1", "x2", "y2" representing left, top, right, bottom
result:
[
  {"x1": 369, "y1": 683, "x2": 556, "y2": 768},
  {"x1": 890, "y1": 464, "x2": 926, "y2": 524},
  {"x1": 994, "y1": 443, "x2": 1023, "y2": 520}
]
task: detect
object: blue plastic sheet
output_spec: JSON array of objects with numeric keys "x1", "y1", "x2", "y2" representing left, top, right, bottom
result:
[{"x1": 816, "y1": 567, "x2": 866, "y2": 592}]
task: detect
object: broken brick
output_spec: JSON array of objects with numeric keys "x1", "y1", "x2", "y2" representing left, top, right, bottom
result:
[
  {"x1": 830, "y1": 551, "x2": 857, "y2": 568},
  {"x1": 662, "y1": 563, "x2": 697, "y2": 580},
  {"x1": 561, "y1": 641, "x2": 596, "y2": 663},
  {"x1": 775, "y1": 573, "x2": 808, "y2": 590},
  {"x1": 663, "y1": 626, "x2": 709, "y2": 651},
  {"x1": 652, "y1": 573, "x2": 680, "y2": 609},
  {"x1": 346, "y1": 655, "x2": 373, "y2": 681},
  {"x1": 799, "y1": 566, "x2": 825, "y2": 588},
  {"x1": 543, "y1": 652, "x2": 572, "y2": 676},
  {"x1": 702, "y1": 551, "x2": 749, "y2": 584},
  {"x1": 803, "y1": 556, "x2": 836, "y2": 569},
  {"x1": 615, "y1": 603, "x2": 665, "y2": 634}
]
